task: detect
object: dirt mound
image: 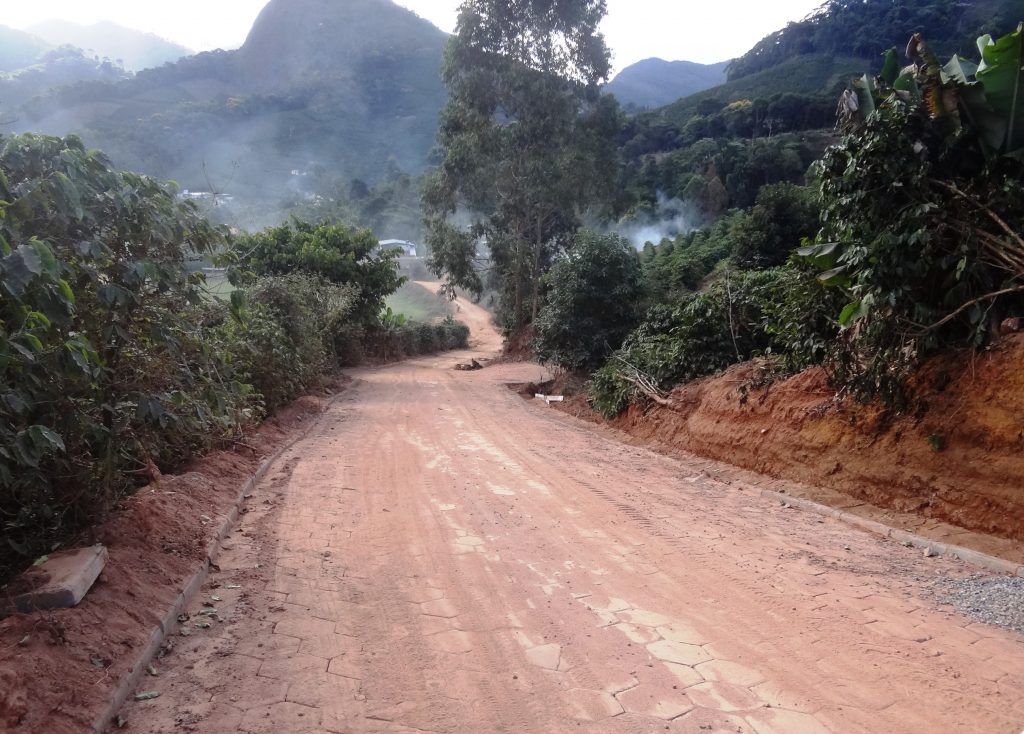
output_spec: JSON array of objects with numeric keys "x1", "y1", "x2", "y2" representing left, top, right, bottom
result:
[
  {"x1": 562, "y1": 336, "x2": 1024, "y2": 544},
  {"x1": 0, "y1": 379, "x2": 346, "y2": 734},
  {"x1": 501, "y1": 324, "x2": 535, "y2": 362}
]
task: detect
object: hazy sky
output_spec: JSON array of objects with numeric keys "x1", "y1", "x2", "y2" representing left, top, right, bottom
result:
[{"x1": 5, "y1": 0, "x2": 824, "y2": 71}]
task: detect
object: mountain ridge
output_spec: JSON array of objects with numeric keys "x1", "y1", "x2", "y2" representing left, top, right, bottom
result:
[
  {"x1": 606, "y1": 58, "x2": 729, "y2": 110},
  {"x1": 0, "y1": 26, "x2": 49, "y2": 72},
  {"x1": 26, "y1": 19, "x2": 192, "y2": 71},
  {"x1": 8, "y1": 0, "x2": 449, "y2": 229}
]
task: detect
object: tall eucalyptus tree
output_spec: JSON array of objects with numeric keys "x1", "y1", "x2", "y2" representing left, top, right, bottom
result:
[{"x1": 423, "y1": 0, "x2": 620, "y2": 331}]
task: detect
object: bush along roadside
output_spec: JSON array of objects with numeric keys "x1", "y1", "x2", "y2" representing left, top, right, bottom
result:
[
  {"x1": 589, "y1": 26, "x2": 1024, "y2": 419},
  {"x1": 0, "y1": 133, "x2": 469, "y2": 584}
]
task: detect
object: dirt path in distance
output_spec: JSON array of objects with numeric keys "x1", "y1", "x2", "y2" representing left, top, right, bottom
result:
[{"x1": 125, "y1": 292, "x2": 1024, "y2": 734}]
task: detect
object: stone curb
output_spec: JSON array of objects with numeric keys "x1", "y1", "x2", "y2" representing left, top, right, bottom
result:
[
  {"x1": 90, "y1": 385, "x2": 352, "y2": 734},
  {"x1": 759, "y1": 488, "x2": 1024, "y2": 578}
]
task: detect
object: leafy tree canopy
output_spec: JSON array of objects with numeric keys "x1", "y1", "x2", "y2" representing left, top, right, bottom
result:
[
  {"x1": 233, "y1": 220, "x2": 405, "y2": 324},
  {"x1": 731, "y1": 183, "x2": 820, "y2": 269},
  {"x1": 423, "y1": 0, "x2": 620, "y2": 331},
  {"x1": 533, "y1": 231, "x2": 646, "y2": 370}
]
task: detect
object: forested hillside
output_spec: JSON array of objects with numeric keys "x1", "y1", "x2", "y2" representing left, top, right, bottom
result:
[
  {"x1": 26, "y1": 20, "x2": 192, "y2": 71},
  {"x1": 605, "y1": 58, "x2": 729, "y2": 109},
  {"x1": 4, "y1": 0, "x2": 448, "y2": 229},
  {"x1": 729, "y1": 0, "x2": 1024, "y2": 79},
  {"x1": 613, "y1": 0, "x2": 1024, "y2": 229},
  {"x1": 0, "y1": 26, "x2": 49, "y2": 72},
  {"x1": 0, "y1": 47, "x2": 130, "y2": 111}
]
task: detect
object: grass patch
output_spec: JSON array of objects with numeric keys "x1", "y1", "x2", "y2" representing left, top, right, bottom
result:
[
  {"x1": 203, "y1": 271, "x2": 236, "y2": 301},
  {"x1": 386, "y1": 281, "x2": 453, "y2": 322}
]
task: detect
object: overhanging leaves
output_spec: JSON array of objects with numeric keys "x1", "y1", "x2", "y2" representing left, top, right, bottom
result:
[{"x1": 976, "y1": 23, "x2": 1024, "y2": 154}]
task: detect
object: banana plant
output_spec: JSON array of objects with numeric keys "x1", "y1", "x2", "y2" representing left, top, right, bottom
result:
[
  {"x1": 842, "y1": 25, "x2": 1024, "y2": 159},
  {"x1": 976, "y1": 23, "x2": 1024, "y2": 157}
]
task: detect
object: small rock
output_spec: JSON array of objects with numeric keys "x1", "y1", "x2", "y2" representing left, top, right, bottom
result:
[
  {"x1": 923, "y1": 547, "x2": 937, "y2": 558},
  {"x1": 999, "y1": 316, "x2": 1022, "y2": 334}
]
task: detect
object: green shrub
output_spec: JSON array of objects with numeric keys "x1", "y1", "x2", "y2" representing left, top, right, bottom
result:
[
  {"x1": 801, "y1": 30, "x2": 1024, "y2": 404},
  {"x1": 533, "y1": 231, "x2": 646, "y2": 371},
  {"x1": 761, "y1": 267, "x2": 845, "y2": 374},
  {"x1": 232, "y1": 219, "x2": 405, "y2": 325},
  {"x1": 222, "y1": 273, "x2": 362, "y2": 411},
  {"x1": 588, "y1": 269, "x2": 790, "y2": 417},
  {"x1": 0, "y1": 133, "x2": 253, "y2": 578},
  {"x1": 363, "y1": 316, "x2": 470, "y2": 360},
  {"x1": 731, "y1": 183, "x2": 819, "y2": 269},
  {"x1": 588, "y1": 362, "x2": 637, "y2": 418}
]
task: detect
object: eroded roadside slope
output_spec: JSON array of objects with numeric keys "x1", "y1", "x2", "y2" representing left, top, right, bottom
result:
[{"x1": 558, "y1": 334, "x2": 1024, "y2": 551}]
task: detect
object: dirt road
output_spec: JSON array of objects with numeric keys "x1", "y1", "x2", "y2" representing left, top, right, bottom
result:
[{"x1": 130, "y1": 290, "x2": 1024, "y2": 734}]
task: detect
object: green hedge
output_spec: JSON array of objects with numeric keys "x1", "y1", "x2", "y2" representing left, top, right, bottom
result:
[
  {"x1": 588, "y1": 268, "x2": 835, "y2": 417},
  {"x1": 0, "y1": 133, "x2": 469, "y2": 582},
  {"x1": 364, "y1": 317, "x2": 470, "y2": 362}
]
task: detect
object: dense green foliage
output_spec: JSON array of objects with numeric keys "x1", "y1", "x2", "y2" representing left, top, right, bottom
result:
[
  {"x1": 619, "y1": 131, "x2": 829, "y2": 221},
  {"x1": 640, "y1": 183, "x2": 819, "y2": 299},
  {"x1": 233, "y1": 220, "x2": 405, "y2": 325},
  {"x1": 592, "y1": 22, "x2": 1024, "y2": 420},
  {"x1": 364, "y1": 316, "x2": 470, "y2": 363},
  {"x1": 533, "y1": 231, "x2": 645, "y2": 370},
  {"x1": 728, "y1": 0, "x2": 1024, "y2": 80},
  {"x1": 588, "y1": 269, "x2": 797, "y2": 417},
  {"x1": 0, "y1": 133, "x2": 469, "y2": 582},
  {"x1": 801, "y1": 26, "x2": 1024, "y2": 403},
  {"x1": 423, "y1": 0, "x2": 619, "y2": 331},
  {"x1": 0, "y1": 133, "x2": 248, "y2": 576},
  {"x1": 731, "y1": 183, "x2": 820, "y2": 268},
  {"x1": 221, "y1": 274, "x2": 359, "y2": 411}
]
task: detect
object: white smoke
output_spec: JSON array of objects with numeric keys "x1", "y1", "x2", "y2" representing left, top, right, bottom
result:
[{"x1": 614, "y1": 193, "x2": 702, "y2": 250}]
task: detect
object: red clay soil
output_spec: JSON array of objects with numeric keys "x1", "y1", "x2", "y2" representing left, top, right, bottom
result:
[
  {"x1": 560, "y1": 334, "x2": 1024, "y2": 546},
  {"x1": 0, "y1": 381, "x2": 347, "y2": 734}
]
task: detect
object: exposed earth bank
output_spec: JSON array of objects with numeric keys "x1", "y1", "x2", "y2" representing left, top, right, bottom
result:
[
  {"x1": 558, "y1": 334, "x2": 1024, "y2": 550},
  {"x1": 0, "y1": 383, "x2": 347, "y2": 733}
]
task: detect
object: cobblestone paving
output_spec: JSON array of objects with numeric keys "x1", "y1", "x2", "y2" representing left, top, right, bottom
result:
[{"x1": 125, "y1": 296, "x2": 1024, "y2": 734}]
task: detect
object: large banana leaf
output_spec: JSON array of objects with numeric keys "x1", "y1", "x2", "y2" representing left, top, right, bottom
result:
[
  {"x1": 976, "y1": 23, "x2": 1024, "y2": 155},
  {"x1": 880, "y1": 48, "x2": 900, "y2": 85},
  {"x1": 856, "y1": 73, "x2": 877, "y2": 118},
  {"x1": 942, "y1": 55, "x2": 978, "y2": 85}
]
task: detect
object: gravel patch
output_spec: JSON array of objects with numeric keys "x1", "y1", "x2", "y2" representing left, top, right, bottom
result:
[{"x1": 932, "y1": 574, "x2": 1024, "y2": 634}]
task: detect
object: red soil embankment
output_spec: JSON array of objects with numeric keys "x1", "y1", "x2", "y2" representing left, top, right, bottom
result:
[
  {"x1": 566, "y1": 335, "x2": 1024, "y2": 545},
  {"x1": 0, "y1": 381, "x2": 346, "y2": 734}
]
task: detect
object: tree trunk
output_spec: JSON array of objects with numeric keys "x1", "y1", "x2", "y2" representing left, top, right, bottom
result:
[{"x1": 531, "y1": 215, "x2": 543, "y2": 322}]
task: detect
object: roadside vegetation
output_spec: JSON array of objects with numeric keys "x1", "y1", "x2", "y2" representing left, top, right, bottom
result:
[
  {"x1": 422, "y1": 1, "x2": 1024, "y2": 420},
  {"x1": 588, "y1": 25, "x2": 1024, "y2": 414},
  {"x1": 0, "y1": 134, "x2": 467, "y2": 582}
]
